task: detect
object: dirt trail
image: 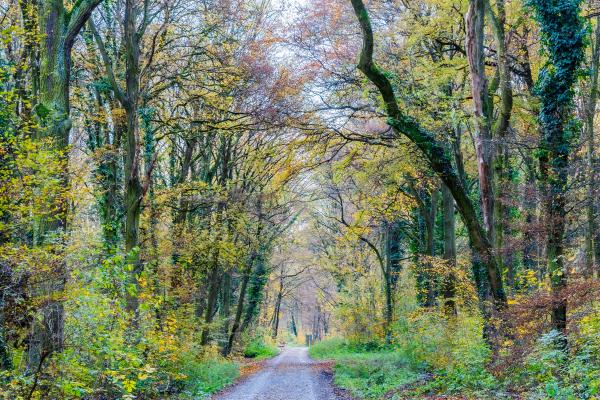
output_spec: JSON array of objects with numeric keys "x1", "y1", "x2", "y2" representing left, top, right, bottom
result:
[{"x1": 212, "y1": 346, "x2": 347, "y2": 400}]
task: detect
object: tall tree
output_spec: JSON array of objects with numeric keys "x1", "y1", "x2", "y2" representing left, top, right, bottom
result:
[
  {"x1": 27, "y1": 0, "x2": 103, "y2": 370},
  {"x1": 528, "y1": 0, "x2": 586, "y2": 338},
  {"x1": 465, "y1": 0, "x2": 495, "y2": 243},
  {"x1": 584, "y1": 18, "x2": 600, "y2": 277}
]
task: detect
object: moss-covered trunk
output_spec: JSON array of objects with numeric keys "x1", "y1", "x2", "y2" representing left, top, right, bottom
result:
[
  {"x1": 528, "y1": 0, "x2": 586, "y2": 338},
  {"x1": 27, "y1": 0, "x2": 101, "y2": 371}
]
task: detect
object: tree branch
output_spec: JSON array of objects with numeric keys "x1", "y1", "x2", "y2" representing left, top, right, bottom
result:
[
  {"x1": 66, "y1": 0, "x2": 103, "y2": 50},
  {"x1": 88, "y1": 19, "x2": 127, "y2": 105}
]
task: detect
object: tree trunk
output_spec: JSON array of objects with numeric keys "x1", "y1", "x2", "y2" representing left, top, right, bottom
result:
[
  {"x1": 220, "y1": 271, "x2": 232, "y2": 332},
  {"x1": 224, "y1": 201, "x2": 264, "y2": 355},
  {"x1": 84, "y1": 85, "x2": 123, "y2": 253},
  {"x1": 241, "y1": 252, "x2": 268, "y2": 331},
  {"x1": 415, "y1": 188, "x2": 437, "y2": 308},
  {"x1": 425, "y1": 189, "x2": 438, "y2": 307},
  {"x1": 585, "y1": 17, "x2": 600, "y2": 277},
  {"x1": 201, "y1": 207, "x2": 225, "y2": 346},
  {"x1": 271, "y1": 283, "x2": 283, "y2": 339},
  {"x1": 27, "y1": 0, "x2": 101, "y2": 371},
  {"x1": 384, "y1": 219, "x2": 403, "y2": 343},
  {"x1": 488, "y1": 0, "x2": 514, "y2": 282},
  {"x1": 529, "y1": 0, "x2": 586, "y2": 340},
  {"x1": 201, "y1": 259, "x2": 222, "y2": 345},
  {"x1": 123, "y1": 0, "x2": 143, "y2": 326},
  {"x1": 223, "y1": 256, "x2": 254, "y2": 355},
  {"x1": 466, "y1": 0, "x2": 495, "y2": 243},
  {"x1": 442, "y1": 183, "x2": 457, "y2": 316}
]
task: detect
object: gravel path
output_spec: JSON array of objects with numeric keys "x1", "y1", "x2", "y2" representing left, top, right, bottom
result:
[{"x1": 212, "y1": 347, "x2": 348, "y2": 400}]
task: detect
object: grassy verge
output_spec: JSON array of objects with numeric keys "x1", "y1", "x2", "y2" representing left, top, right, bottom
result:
[
  {"x1": 243, "y1": 336, "x2": 280, "y2": 360},
  {"x1": 176, "y1": 355, "x2": 239, "y2": 399},
  {"x1": 309, "y1": 338, "x2": 419, "y2": 399}
]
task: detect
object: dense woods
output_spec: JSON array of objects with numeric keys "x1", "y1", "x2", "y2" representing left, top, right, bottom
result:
[{"x1": 1, "y1": 0, "x2": 600, "y2": 399}]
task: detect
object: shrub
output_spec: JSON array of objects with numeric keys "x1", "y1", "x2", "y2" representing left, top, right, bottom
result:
[
  {"x1": 308, "y1": 337, "x2": 350, "y2": 359},
  {"x1": 516, "y1": 326, "x2": 600, "y2": 400}
]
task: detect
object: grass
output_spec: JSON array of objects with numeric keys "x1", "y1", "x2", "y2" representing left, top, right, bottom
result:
[
  {"x1": 243, "y1": 336, "x2": 280, "y2": 360},
  {"x1": 177, "y1": 356, "x2": 239, "y2": 398},
  {"x1": 309, "y1": 338, "x2": 419, "y2": 399}
]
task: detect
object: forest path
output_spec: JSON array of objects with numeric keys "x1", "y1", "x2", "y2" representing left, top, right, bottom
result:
[{"x1": 212, "y1": 346, "x2": 347, "y2": 400}]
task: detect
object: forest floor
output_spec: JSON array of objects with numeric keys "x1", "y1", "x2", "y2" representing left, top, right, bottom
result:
[{"x1": 211, "y1": 346, "x2": 354, "y2": 400}]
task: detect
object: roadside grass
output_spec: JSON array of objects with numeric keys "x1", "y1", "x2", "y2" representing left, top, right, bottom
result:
[
  {"x1": 177, "y1": 354, "x2": 239, "y2": 399},
  {"x1": 243, "y1": 335, "x2": 280, "y2": 360},
  {"x1": 309, "y1": 338, "x2": 419, "y2": 399},
  {"x1": 308, "y1": 332, "x2": 502, "y2": 400}
]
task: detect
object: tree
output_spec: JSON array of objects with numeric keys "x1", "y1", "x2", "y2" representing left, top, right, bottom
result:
[
  {"x1": 528, "y1": 0, "x2": 587, "y2": 338},
  {"x1": 27, "y1": 0, "x2": 103, "y2": 371}
]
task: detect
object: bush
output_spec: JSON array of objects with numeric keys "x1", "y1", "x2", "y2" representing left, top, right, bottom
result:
[
  {"x1": 311, "y1": 313, "x2": 502, "y2": 399},
  {"x1": 333, "y1": 352, "x2": 417, "y2": 399},
  {"x1": 309, "y1": 337, "x2": 385, "y2": 360},
  {"x1": 515, "y1": 326, "x2": 600, "y2": 400},
  {"x1": 308, "y1": 337, "x2": 350, "y2": 359}
]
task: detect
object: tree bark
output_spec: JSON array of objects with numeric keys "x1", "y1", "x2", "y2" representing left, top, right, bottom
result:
[
  {"x1": 488, "y1": 0, "x2": 514, "y2": 281},
  {"x1": 466, "y1": 0, "x2": 495, "y2": 241},
  {"x1": 122, "y1": 0, "x2": 143, "y2": 326},
  {"x1": 584, "y1": 17, "x2": 600, "y2": 277},
  {"x1": 442, "y1": 183, "x2": 457, "y2": 316}
]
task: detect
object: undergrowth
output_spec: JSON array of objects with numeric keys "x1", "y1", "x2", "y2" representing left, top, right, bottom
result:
[
  {"x1": 309, "y1": 338, "x2": 418, "y2": 399},
  {"x1": 310, "y1": 305, "x2": 600, "y2": 399}
]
